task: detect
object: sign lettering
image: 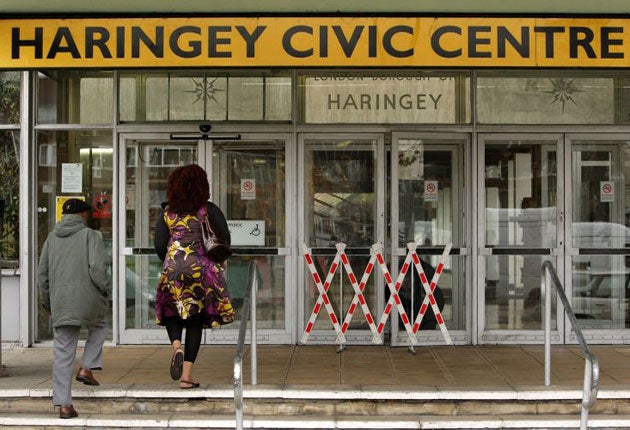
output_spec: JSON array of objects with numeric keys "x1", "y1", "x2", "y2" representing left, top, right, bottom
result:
[{"x1": 0, "y1": 17, "x2": 627, "y2": 68}]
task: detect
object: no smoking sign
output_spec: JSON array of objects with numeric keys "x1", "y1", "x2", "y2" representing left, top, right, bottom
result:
[
  {"x1": 241, "y1": 178, "x2": 256, "y2": 200},
  {"x1": 600, "y1": 181, "x2": 614, "y2": 203},
  {"x1": 424, "y1": 180, "x2": 438, "y2": 202}
]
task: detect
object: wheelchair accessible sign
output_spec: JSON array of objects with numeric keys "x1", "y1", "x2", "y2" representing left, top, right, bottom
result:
[{"x1": 228, "y1": 220, "x2": 265, "y2": 246}]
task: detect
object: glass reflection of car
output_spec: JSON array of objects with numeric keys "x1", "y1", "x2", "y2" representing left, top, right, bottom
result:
[
  {"x1": 573, "y1": 271, "x2": 630, "y2": 322},
  {"x1": 572, "y1": 221, "x2": 630, "y2": 323}
]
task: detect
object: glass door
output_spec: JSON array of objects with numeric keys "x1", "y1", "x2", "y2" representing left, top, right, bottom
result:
[
  {"x1": 390, "y1": 134, "x2": 469, "y2": 345},
  {"x1": 207, "y1": 137, "x2": 292, "y2": 343},
  {"x1": 119, "y1": 138, "x2": 197, "y2": 343},
  {"x1": 299, "y1": 134, "x2": 385, "y2": 344},
  {"x1": 478, "y1": 134, "x2": 563, "y2": 343},
  {"x1": 118, "y1": 133, "x2": 291, "y2": 344},
  {"x1": 567, "y1": 135, "x2": 630, "y2": 340}
]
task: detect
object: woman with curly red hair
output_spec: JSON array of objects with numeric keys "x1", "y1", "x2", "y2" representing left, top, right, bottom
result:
[{"x1": 154, "y1": 164, "x2": 235, "y2": 389}]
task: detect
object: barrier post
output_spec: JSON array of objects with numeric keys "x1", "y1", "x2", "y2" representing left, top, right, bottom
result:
[{"x1": 301, "y1": 244, "x2": 346, "y2": 345}]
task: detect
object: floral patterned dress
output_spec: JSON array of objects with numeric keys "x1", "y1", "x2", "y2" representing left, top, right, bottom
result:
[{"x1": 155, "y1": 205, "x2": 235, "y2": 328}]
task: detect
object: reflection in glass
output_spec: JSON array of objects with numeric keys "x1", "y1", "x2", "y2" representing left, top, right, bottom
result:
[
  {"x1": 485, "y1": 255, "x2": 555, "y2": 330},
  {"x1": 571, "y1": 141, "x2": 630, "y2": 329},
  {"x1": 213, "y1": 143, "x2": 285, "y2": 248},
  {"x1": 0, "y1": 131, "x2": 19, "y2": 261},
  {"x1": 37, "y1": 71, "x2": 113, "y2": 124},
  {"x1": 304, "y1": 140, "x2": 377, "y2": 334},
  {"x1": 228, "y1": 256, "x2": 285, "y2": 329},
  {"x1": 212, "y1": 142, "x2": 286, "y2": 328},
  {"x1": 124, "y1": 142, "x2": 197, "y2": 330},
  {"x1": 397, "y1": 141, "x2": 454, "y2": 247},
  {"x1": 484, "y1": 141, "x2": 557, "y2": 330},
  {"x1": 0, "y1": 72, "x2": 20, "y2": 124},
  {"x1": 305, "y1": 142, "x2": 376, "y2": 247}
]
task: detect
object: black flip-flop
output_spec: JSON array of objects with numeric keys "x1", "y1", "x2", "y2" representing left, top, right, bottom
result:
[
  {"x1": 180, "y1": 380, "x2": 200, "y2": 389},
  {"x1": 170, "y1": 349, "x2": 184, "y2": 380}
]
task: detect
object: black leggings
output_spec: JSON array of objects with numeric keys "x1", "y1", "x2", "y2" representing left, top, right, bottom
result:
[{"x1": 163, "y1": 315, "x2": 203, "y2": 363}]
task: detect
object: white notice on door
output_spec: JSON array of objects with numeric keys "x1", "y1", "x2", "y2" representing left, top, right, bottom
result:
[
  {"x1": 61, "y1": 163, "x2": 83, "y2": 193},
  {"x1": 228, "y1": 220, "x2": 265, "y2": 246}
]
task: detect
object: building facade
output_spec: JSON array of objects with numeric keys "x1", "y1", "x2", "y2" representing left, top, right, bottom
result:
[{"x1": 0, "y1": 5, "x2": 628, "y2": 347}]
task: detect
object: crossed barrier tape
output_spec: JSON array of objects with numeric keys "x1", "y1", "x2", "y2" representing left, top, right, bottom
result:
[
  {"x1": 336, "y1": 243, "x2": 381, "y2": 344},
  {"x1": 301, "y1": 242, "x2": 453, "y2": 346},
  {"x1": 372, "y1": 242, "x2": 418, "y2": 346},
  {"x1": 410, "y1": 242, "x2": 453, "y2": 344},
  {"x1": 301, "y1": 244, "x2": 346, "y2": 344}
]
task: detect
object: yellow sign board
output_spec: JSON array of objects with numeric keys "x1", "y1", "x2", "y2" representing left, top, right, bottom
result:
[
  {"x1": 0, "y1": 17, "x2": 627, "y2": 68},
  {"x1": 55, "y1": 196, "x2": 85, "y2": 223}
]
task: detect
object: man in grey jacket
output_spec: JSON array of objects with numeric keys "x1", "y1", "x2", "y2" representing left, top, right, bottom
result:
[{"x1": 38, "y1": 198, "x2": 111, "y2": 419}]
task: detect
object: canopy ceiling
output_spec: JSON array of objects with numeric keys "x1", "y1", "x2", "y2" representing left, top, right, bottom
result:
[{"x1": 0, "y1": 0, "x2": 628, "y2": 15}]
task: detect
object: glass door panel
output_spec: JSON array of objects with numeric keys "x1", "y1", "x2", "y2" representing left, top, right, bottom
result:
[
  {"x1": 569, "y1": 137, "x2": 630, "y2": 335},
  {"x1": 210, "y1": 140, "x2": 289, "y2": 340},
  {"x1": 479, "y1": 135, "x2": 561, "y2": 342},
  {"x1": 121, "y1": 140, "x2": 198, "y2": 342},
  {"x1": 300, "y1": 135, "x2": 384, "y2": 343},
  {"x1": 119, "y1": 135, "x2": 291, "y2": 344},
  {"x1": 391, "y1": 135, "x2": 468, "y2": 345}
]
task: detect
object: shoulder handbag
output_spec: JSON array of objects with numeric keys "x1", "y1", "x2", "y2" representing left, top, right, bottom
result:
[{"x1": 201, "y1": 214, "x2": 233, "y2": 263}]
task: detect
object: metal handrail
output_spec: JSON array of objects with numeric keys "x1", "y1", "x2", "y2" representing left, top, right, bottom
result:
[
  {"x1": 542, "y1": 260, "x2": 599, "y2": 430},
  {"x1": 234, "y1": 260, "x2": 258, "y2": 430}
]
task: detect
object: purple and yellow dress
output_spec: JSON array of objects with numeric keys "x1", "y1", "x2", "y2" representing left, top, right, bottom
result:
[{"x1": 155, "y1": 205, "x2": 235, "y2": 328}]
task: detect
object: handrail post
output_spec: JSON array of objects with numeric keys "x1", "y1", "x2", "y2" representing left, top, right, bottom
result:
[
  {"x1": 540, "y1": 260, "x2": 599, "y2": 430},
  {"x1": 581, "y1": 359, "x2": 592, "y2": 430},
  {"x1": 543, "y1": 265, "x2": 551, "y2": 386},
  {"x1": 251, "y1": 268, "x2": 257, "y2": 386},
  {"x1": 234, "y1": 260, "x2": 258, "y2": 430}
]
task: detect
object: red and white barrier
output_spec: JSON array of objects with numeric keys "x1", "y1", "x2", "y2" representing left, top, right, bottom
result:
[
  {"x1": 301, "y1": 244, "x2": 346, "y2": 345},
  {"x1": 336, "y1": 243, "x2": 382, "y2": 344},
  {"x1": 372, "y1": 243, "x2": 418, "y2": 346},
  {"x1": 410, "y1": 242, "x2": 453, "y2": 345},
  {"x1": 301, "y1": 242, "x2": 453, "y2": 347}
]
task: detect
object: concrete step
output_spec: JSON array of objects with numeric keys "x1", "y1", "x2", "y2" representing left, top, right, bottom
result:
[
  {"x1": 1, "y1": 386, "x2": 629, "y2": 417},
  {"x1": 0, "y1": 413, "x2": 630, "y2": 429},
  {"x1": 1, "y1": 386, "x2": 629, "y2": 428}
]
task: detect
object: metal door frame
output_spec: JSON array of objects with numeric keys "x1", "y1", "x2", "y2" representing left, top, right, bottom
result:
[
  {"x1": 117, "y1": 132, "x2": 295, "y2": 345},
  {"x1": 565, "y1": 133, "x2": 630, "y2": 343},
  {"x1": 390, "y1": 132, "x2": 471, "y2": 346},
  {"x1": 477, "y1": 133, "x2": 565, "y2": 344},
  {"x1": 297, "y1": 133, "x2": 385, "y2": 344}
]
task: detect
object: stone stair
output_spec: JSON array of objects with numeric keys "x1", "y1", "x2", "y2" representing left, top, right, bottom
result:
[{"x1": 0, "y1": 385, "x2": 630, "y2": 429}]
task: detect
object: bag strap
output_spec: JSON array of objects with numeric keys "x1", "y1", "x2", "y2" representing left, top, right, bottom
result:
[{"x1": 201, "y1": 213, "x2": 214, "y2": 237}]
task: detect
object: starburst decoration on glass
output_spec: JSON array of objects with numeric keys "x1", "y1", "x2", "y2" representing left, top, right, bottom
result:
[
  {"x1": 540, "y1": 78, "x2": 584, "y2": 113},
  {"x1": 185, "y1": 77, "x2": 224, "y2": 105}
]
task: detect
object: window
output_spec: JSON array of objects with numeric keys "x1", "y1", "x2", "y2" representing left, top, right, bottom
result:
[
  {"x1": 0, "y1": 71, "x2": 20, "y2": 262},
  {"x1": 476, "y1": 71, "x2": 630, "y2": 125},
  {"x1": 118, "y1": 71, "x2": 292, "y2": 122},
  {"x1": 37, "y1": 70, "x2": 113, "y2": 124}
]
